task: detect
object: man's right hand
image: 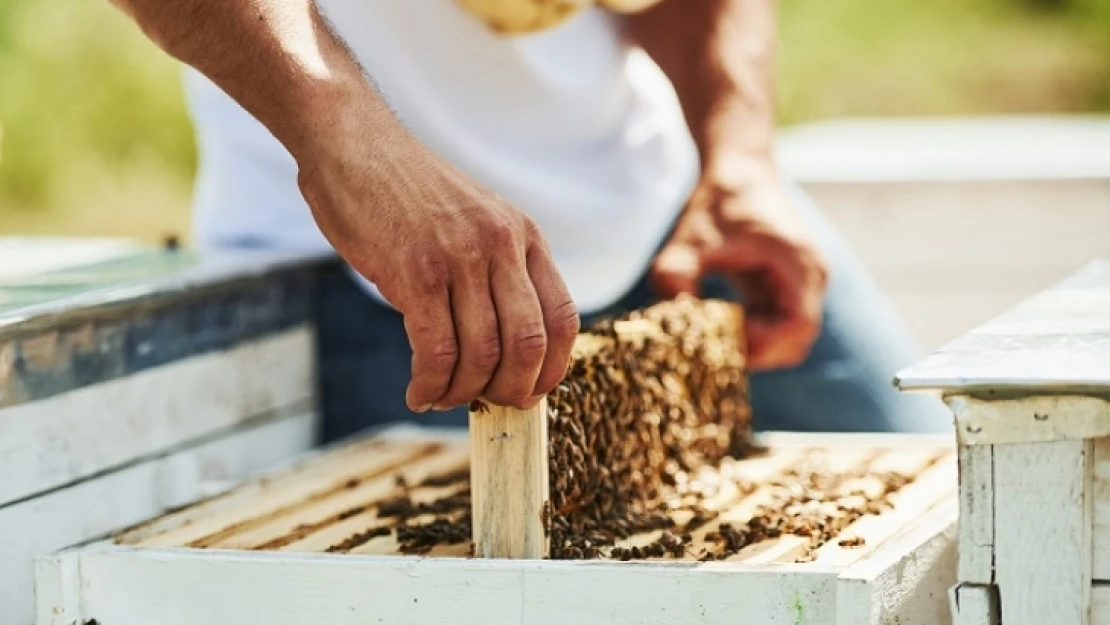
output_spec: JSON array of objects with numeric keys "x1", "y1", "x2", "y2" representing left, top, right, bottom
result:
[
  {"x1": 297, "y1": 103, "x2": 580, "y2": 413},
  {"x1": 106, "y1": 0, "x2": 580, "y2": 412}
]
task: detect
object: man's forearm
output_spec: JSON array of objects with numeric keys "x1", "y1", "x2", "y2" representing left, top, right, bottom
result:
[
  {"x1": 109, "y1": 0, "x2": 398, "y2": 161},
  {"x1": 628, "y1": 0, "x2": 777, "y2": 184}
]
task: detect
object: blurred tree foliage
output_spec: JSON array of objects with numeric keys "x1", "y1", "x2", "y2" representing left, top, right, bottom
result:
[{"x1": 0, "y1": 0, "x2": 1108, "y2": 240}]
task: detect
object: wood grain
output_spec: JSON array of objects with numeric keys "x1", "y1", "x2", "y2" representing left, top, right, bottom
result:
[
  {"x1": 993, "y1": 439, "x2": 1093, "y2": 625},
  {"x1": 468, "y1": 399, "x2": 550, "y2": 559},
  {"x1": 0, "y1": 326, "x2": 315, "y2": 507}
]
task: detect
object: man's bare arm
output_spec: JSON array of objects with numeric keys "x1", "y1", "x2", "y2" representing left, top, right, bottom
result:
[
  {"x1": 629, "y1": 1, "x2": 829, "y2": 370},
  {"x1": 108, "y1": 0, "x2": 580, "y2": 410},
  {"x1": 110, "y1": 0, "x2": 388, "y2": 160},
  {"x1": 627, "y1": 0, "x2": 776, "y2": 184}
]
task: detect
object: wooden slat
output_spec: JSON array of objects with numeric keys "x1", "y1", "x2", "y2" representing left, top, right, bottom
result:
[
  {"x1": 950, "y1": 583, "x2": 1000, "y2": 625},
  {"x1": 726, "y1": 446, "x2": 951, "y2": 566},
  {"x1": 136, "y1": 441, "x2": 438, "y2": 548},
  {"x1": 606, "y1": 447, "x2": 809, "y2": 559},
  {"x1": 809, "y1": 450, "x2": 957, "y2": 567},
  {"x1": 696, "y1": 448, "x2": 877, "y2": 564},
  {"x1": 957, "y1": 442, "x2": 996, "y2": 584},
  {"x1": 47, "y1": 545, "x2": 841, "y2": 625},
  {"x1": 282, "y1": 481, "x2": 466, "y2": 553},
  {"x1": 0, "y1": 326, "x2": 314, "y2": 507},
  {"x1": 210, "y1": 445, "x2": 470, "y2": 550},
  {"x1": 994, "y1": 439, "x2": 1093, "y2": 625},
  {"x1": 1091, "y1": 583, "x2": 1110, "y2": 624},
  {"x1": 1089, "y1": 436, "x2": 1110, "y2": 580},
  {"x1": 468, "y1": 399, "x2": 549, "y2": 559}
]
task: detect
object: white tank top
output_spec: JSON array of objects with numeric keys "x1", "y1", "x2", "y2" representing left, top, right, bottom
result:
[{"x1": 184, "y1": 1, "x2": 698, "y2": 313}]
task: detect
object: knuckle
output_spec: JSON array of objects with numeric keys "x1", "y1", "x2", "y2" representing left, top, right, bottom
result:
[
  {"x1": 410, "y1": 249, "x2": 450, "y2": 292},
  {"x1": 484, "y1": 215, "x2": 518, "y2": 247},
  {"x1": 472, "y1": 330, "x2": 503, "y2": 370},
  {"x1": 547, "y1": 300, "x2": 580, "y2": 343},
  {"x1": 509, "y1": 321, "x2": 548, "y2": 363},
  {"x1": 419, "y1": 338, "x2": 460, "y2": 373},
  {"x1": 456, "y1": 238, "x2": 485, "y2": 266}
]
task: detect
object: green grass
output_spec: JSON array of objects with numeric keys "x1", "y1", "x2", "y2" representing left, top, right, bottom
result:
[{"x1": 1, "y1": 0, "x2": 1109, "y2": 242}]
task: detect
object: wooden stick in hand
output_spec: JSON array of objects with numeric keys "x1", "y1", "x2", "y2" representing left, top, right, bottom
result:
[{"x1": 468, "y1": 398, "x2": 551, "y2": 559}]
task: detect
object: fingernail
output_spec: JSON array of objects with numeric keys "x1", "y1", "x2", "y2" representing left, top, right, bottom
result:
[
  {"x1": 415, "y1": 404, "x2": 431, "y2": 413},
  {"x1": 522, "y1": 395, "x2": 544, "y2": 409}
]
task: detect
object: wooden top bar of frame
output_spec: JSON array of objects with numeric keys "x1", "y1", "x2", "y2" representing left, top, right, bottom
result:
[{"x1": 113, "y1": 427, "x2": 956, "y2": 570}]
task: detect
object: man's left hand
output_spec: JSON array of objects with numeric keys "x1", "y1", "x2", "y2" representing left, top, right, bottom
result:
[{"x1": 651, "y1": 172, "x2": 829, "y2": 371}]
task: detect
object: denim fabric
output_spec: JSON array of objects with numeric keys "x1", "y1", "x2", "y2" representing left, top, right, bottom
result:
[{"x1": 311, "y1": 185, "x2": 954, "y2": 444}]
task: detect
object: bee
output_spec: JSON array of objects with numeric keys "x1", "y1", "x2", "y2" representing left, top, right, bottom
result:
[
  {"x1": 540, "y1": 500, "x2": 552, "y2": 538},
  {"x1": 469, "y1": 399, "x2": 490, "y2": 415}
]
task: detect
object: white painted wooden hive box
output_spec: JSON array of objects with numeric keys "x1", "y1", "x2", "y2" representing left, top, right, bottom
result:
[
  {"x1": 896, "y1": 258, "x2": 1110, "y2": 625},
  {"x1": 0, "y1": 239, "x2": 338, "y2": 625},
  {"x1": 36, "y1": 424, "x2": 959, "y2": 625}
]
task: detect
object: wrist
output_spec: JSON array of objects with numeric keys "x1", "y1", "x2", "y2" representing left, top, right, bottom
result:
[
  {"x1": 699, "y1": 148, "x2": 779, "y2": 192},
  {"x1": 283, "y1": 70, "x2": 406, "y2": 164}
]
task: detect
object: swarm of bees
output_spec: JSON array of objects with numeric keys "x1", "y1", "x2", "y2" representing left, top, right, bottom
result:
[{"x1": 543, "y1": 296, "x2": 753, "y2": 559}]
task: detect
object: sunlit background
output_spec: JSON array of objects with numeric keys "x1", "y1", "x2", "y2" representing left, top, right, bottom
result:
[{"x1": 1, "y1": 0, "x2": 1109, "y2": 347}]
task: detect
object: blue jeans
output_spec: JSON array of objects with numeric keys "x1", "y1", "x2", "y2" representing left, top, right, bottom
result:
[{"x1": 312, "y1": 185, "x2": 952, "y2": 443}]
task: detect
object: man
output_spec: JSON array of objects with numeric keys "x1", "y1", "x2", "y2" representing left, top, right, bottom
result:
[{"x1": 110, "y1": 0, "x2": 950, "y2": 441}]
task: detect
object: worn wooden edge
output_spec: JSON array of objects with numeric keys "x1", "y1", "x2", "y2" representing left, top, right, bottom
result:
[
  {"x1": 1091, "y1": 582, "x2": 1110, "y2": 624},
  {"x1": 950, "y1": 583, "x2": 1001, "y2": 625},
  {"x1": 958, "y1": 444, "x2": 995, "y2": 584},
  {"x1": 835, "y1": 497, "x2": 958, "y2": 625},
  {"x1": 947, "y1": 394, "x2": 1110, "y2": 445},
  {"x1": 1090, "y1": 438, "x2": 1110, "y2": 580},
  {"x1": 0, "y1": 249, "x2": 337, "y2": 340},
  {"x1": 0, "y1": 325, "x2": 316, "y2": 508}
]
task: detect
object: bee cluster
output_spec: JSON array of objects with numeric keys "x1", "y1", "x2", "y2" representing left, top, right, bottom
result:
[{"x1": 543, "y1": 296, "x2": 752, "y2": 559}]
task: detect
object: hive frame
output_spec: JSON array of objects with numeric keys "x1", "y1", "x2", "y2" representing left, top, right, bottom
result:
[{"x1": 36, "y1": 427, "x2": 958, "y2": 625}]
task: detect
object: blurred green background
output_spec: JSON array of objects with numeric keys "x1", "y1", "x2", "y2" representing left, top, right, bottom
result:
[{"x1": 1, "y1": 0, "x2": 1109, "y2": 242}]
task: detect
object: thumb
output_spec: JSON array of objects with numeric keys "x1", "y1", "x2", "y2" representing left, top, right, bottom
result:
[{"x1": 650, "y1": 240, "x2": 703, "y2": 299}]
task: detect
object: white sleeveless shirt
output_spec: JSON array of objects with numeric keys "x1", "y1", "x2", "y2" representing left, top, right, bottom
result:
[{"x1": 184, "y1": 1, "x2": 698, "y2": 313}]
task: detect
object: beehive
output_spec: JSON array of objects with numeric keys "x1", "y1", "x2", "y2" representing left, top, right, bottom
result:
[
  {"x1": 896, "y1": 258, "x2": 1110, "y2": 625},
  {"x1": 36, "y1": 426, "x2": 958, "y2": 625}
]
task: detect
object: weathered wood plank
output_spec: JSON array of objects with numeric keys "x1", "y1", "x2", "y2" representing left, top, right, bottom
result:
[
  {"x1": 43, "y1": 546, "x2": 840, "y2": 625},
  {"x1": 5, "y1": 411, "x2": 314, "y2": 625},
  {"x1": 950, "y1": 583, "x2": 1000, "y2": 625},
  {"x1": 1088, "y1": 437, "x2": 1110, "y2": 580},
  {"x1": 948, "y1": 395, "x2": 1110, "y2": 446},
  {"x1": 835, "y1": 497, "x2": 957, "y2": 625},
  {"x1": 994, "y1": 439, "x2": 1093, "y2": 625},
  {"x1": 957, "y1": 443, "x2": 995, "y2": 584},
  {"x1": 0, "y1": 326, "x2": 315, "y2": 507}
]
